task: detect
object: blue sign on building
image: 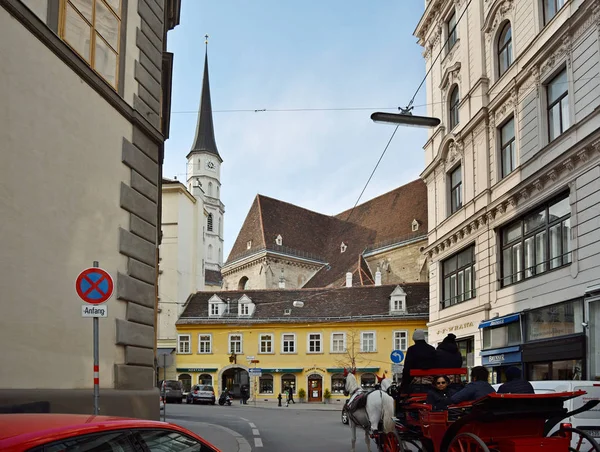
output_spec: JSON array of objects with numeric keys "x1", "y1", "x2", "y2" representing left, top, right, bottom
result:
[{"x1": 481, "y1": 346, "x2": 522, "y2": 367}]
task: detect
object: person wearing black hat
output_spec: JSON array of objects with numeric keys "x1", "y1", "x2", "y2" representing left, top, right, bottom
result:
[
  {"x1": 435, "y1": 333, "x2": 463, "y2": 368},
  {"x1": 497, "y1": 366, "x2": 534, "y2": 394}
]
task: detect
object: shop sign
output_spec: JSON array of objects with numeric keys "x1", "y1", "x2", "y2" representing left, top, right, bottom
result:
[
  {"x1": 305, "y1": 367, "x2": 327, "y2": 373},
  {"x1": 481, "y1": 352, "x2": 521, "y2": 366},
  {"x1": 176, "y1": 368, "x2": 218, "y2": 372},
  {"x1": 436, "y1": 321, "x2": 474, "y2": 336}
]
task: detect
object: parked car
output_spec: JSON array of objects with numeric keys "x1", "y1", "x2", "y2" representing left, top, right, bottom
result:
[
  {"x1": 0, "y1": 413, "x2": 221, "y2": 451},
  {"x1": 187, "y1": 384, "x2": 216, "y2": 405},
  {"x1": 158, "y1": 379, "x2": 183, "y2": 404},
  {"x1": 341, "y1": 398, "x2": 349, "y2": 424}
]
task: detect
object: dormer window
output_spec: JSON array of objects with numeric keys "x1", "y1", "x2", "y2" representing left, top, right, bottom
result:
[
  {"x1": 340, "y1": 242, "x2": 347, "y2": 253},
  {"x1": 284, "y1": 308, "x2": 291, "y2": 316},
  {"x1": 412, "y1": 219, "x2": 420, "y2": 232},
  {"x1": 276, "y1": 234, "x2": 283, "y2": 246},
  {"x1": 208, "y1": 294, "x2": 224, "y2": 317},
  {"x1": 246, "y1": 240, "x2": 252, "y2": 250},
  {"x1": 389, "y1": 286, "x2": 407, "y2": 313},
  {"x1": 237, "y1": 295, "x2": 255, "y2": 317}
]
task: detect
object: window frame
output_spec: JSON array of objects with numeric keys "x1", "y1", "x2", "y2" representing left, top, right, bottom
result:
[
  {"x1": 177, "y1": 334, "x2": 191, "y2": 354},
  {"x1": 198, "y1": 334, "x2": 212, "y2": 354},
  {"x1": 449, "y1": 164, "x2": 463, "y2": 215},
  {"x1": 259, "y1": 373, "x2": 274, "y2": 394},
  {"x1": 228, "y1": 333, "x2": 243, "y2": 354},
  {"x1": 331, "y1": 332, "x2": 346, "y2": 353},
  {"x1": 497, "y1": 22, "x2": 513, "y2": 77},
  {"x1": 307, "y1": 332, "x2": 323, "y2": 354},
  {"x1": 441, "y1": 245, "x2": 476, "y2": 309},
  {"x1": 259, "y1": 333, "x2": 274, "y2": 354},
  {"x1": 500, "y1": 116, "x2": 517, "y2": 178},
  {"x1": 207, "y1": 213, "x2": 213, "y2": 231},
  {"x1": 360, "y1": 331, "x2": 377, "y2": 353},
  {"x1": 500, "y1": 192, "x2": 571, "y2": 287},
  {"x1": 282, "y1": 333, "x2": 296, "y2": 354},
  {"x1": 546, "y1": 68, "x2": 570, "y2": 142},
  {"x1": 543, "y1": 0, "x2": 566, "y2": 26},
  {"x1": 239, "y1": 302, "x2": 250, "y2": 316},
  {"x1": 449, "y1": 86, "x2": 460, "y2": 130},
  {"x1": 446, "y1": 10, "x2": 458, "y2": 52},
  {"x1": 393, "y1": 330, "x2": 408, "y2": 351}
]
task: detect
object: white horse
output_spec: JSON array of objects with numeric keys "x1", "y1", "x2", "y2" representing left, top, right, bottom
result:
[{"x1": 344, "y1": 372, "x2": 396, "y2": 452}]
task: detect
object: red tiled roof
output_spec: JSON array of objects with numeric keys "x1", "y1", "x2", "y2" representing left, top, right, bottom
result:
[
  {"x1": 226, "y1": 179, "x2": 427, "y2": 288},
  {"x1": 177, "y1": 283, "x2": 429, "y2": 324}
]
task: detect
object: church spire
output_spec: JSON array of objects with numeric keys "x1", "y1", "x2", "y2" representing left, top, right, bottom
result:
[{"x1": 188, "y1": 35, "x2": 222, "y2": 161}]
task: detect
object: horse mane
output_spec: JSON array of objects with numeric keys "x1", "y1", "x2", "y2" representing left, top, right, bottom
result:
[{"x1": 346, "y1": 372, "x2": 360, "y2": 393}]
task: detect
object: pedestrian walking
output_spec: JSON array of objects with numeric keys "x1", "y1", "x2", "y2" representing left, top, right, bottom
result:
[{"x1": 287, "y1": 386, "x2": 295, "y2": 404}]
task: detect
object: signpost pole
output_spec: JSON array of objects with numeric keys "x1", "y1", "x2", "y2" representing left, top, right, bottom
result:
[{"x1": 93, "y1": 261, "x2": 100, "y2": 415}]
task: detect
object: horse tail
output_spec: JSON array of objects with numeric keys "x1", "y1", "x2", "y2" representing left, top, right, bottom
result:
[{"x1": 381, "y1": 393, "x2": 395, "y2": 433}]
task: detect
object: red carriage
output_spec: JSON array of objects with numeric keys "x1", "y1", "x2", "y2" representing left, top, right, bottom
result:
[{"x1": 373, "y1": 368, "x2": 600, "y2": 452}]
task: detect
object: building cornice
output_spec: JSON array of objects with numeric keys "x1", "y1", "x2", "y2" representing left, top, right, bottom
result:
[
  {"x1": 162, "y1": 183, "x2": 196, "y2": 203},
  {"x1": 222, "y1": 250, "x2": 325, "y2": 276}
]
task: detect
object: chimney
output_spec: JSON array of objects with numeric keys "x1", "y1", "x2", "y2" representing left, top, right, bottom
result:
[
  {"x1": 375, "y1": 267, "x2": 382, "y2": 286},
  {"x1": 346, "y1": 272, "x2": 353, "y2": 287}
]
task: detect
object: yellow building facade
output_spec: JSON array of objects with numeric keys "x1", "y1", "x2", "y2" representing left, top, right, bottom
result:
[{"x1": 175, "y1": 284, "x2": 429, "y2": 403}]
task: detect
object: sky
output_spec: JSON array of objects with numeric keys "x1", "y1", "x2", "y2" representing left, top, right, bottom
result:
[{"x1": 164, "y1": 1, "x2": 429, "y2": 259}]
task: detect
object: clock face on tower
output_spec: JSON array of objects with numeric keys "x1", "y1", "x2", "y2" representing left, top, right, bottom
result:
[{"x1": 206, "y1": 160, "x2": 216, "y2": 171}]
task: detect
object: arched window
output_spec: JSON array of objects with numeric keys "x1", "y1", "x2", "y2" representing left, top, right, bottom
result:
[
  {"x1": 360, "y1": 373, "x2": 376, "y2": 389},
  {"x1": 178, "y1": 374, "x2": 192, "y2": 393},
  {"x1": 208, "y1": 182, "x2": 213, "y2": 197},
  {"x1": 449, "y1": 86, "x2": 460, "y2": 130},
  {"x1": 281, "y1": 373, "x2": 296, "y2": 394},
  {"x1": 331, "y1": 373, "x2": 345, "y2": 394},
  {"x1": 498, "y1": 22, "x2": 513, "y2": 77},
  {"x1": 259, "y1": 374, "x2": 274, "y2": 394},
  {"x1": 207, "y1": 213, "x2": 213, "y2": 231},
  {"x1": 238, "y1": 276, "x2": 248, "y2": 290},
  {"x1": 208, "y1": 244, "x2": 213, "y2": 260},
  {"x1": 199, "y1": 374, "x2": 212, "y2": 385}
]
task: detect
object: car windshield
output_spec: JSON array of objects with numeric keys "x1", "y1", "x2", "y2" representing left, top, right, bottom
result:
[
  {"x1": 164, "y1": 381, "x2": 181, "y2": 390},
  {"x1": 198, "y1": 385, "x2": 214, "y2": 392}
]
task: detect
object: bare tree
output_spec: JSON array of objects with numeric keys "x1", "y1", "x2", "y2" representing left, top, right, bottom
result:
[{"x1": 333, "y1": 328, "x2": 373, "y2": 370}]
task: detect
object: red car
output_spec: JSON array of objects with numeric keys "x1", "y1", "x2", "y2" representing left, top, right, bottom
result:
[{"x1": 0, "y1": 413, "x2": 221, "y2": 452}]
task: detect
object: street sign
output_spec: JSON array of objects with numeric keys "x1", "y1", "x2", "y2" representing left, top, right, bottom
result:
[
  {"x1": 392, "y1": 363, "x2": 403, "y2": 374},
  {"x1": 76, "y1": 267, "x2": 114, "y2": 304},
  {"x1": 246, "y1": 356, "x2": 255, "y2": 360},
  {"x1": 82, "y1": 305, "x2": 108, "y2": 318},
  {"x1": 248, "y1": 368, "x2": 262, "y2": 377},
  {"x1": 250, "y1": 359, "x2": 260, "y2": 364},
  {"x1": 390, "y1": 350, "x2": 405, "y2": 364}
]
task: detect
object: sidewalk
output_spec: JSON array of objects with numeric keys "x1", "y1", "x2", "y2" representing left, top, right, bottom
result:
[{"x1": 239, "y1": 400, "x2": 343, "y2": 411}]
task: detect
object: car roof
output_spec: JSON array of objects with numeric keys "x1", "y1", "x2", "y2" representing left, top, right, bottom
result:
[{"x1": 0, "y1": 414, "x2": 192, "y2": 449}]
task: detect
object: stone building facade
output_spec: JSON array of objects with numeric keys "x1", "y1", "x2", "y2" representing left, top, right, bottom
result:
[
  {"x1": 416, "y1": 0, "x2": 600, "y2": 381},
  {"x1": 0, "y1": 0, "x2": 180, "y2": 418}
]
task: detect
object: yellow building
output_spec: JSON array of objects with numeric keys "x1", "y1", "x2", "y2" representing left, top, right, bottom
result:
[{"x1": 176, "y1": 283, "x2": 428, "y2": 403}]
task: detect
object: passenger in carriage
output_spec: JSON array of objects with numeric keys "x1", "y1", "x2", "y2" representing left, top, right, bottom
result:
[
  {"x1": 399, "y1": 329, "x2": 436, "y2": 393},
  {"x1": 426, "y1": 375, "x2": 457, "y2": 410},
  {"x1": 497, "y1": 366, "x2": 534, "y2": 394},
  {"x1": 448, "y1": 366, "x2": 495, "y2": 404},
  {"x1": 434, "y1": 333, "x2": 463, "y2": 368}
]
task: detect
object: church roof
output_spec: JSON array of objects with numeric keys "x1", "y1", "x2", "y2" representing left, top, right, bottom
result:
[
  {"x1": 177, "y1": 283, "x2": 429, "y2": 324},
  {"x1": 205, "y1": 269, "x2": 223, "y2": 286},
  {"x1": 225, "y1": 179, "x2": 427, "y2": 288},
  {"x1": 187, "y1": 52, "x2": 222, "y2": 162}
]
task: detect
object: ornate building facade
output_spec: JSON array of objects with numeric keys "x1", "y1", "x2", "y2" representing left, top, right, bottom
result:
[{"x1": 415, "y1": 0, "x2": 600, "y2": 381}]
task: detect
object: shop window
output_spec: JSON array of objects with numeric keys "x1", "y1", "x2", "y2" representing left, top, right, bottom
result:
[
  {"x1": 528, "y1": 359, "x2": 583, "y2": 380},
  {"x1": 501, "y1": 192, "x2": 571, "y2": 286},
  {"x1": 524, "y1": 299, "x2": 583, "y2": 342},
  {"x1": 361, "y1": 373, "x2": 376, "y2": 389},
  {"x1": 441, "y1": 246, "x2": 476, "y2": 309},
  {"x1": 331, "y1": 374, "x2": 345, "y2": 395},
  {"x1": 281, "y1": 374, "x2": 296, "y2": 394},
  {"x1": 259, "y1": 374, "x2": 274, "y2": 394},
  {"x1": 198, "y1": 374, "x2": 212, "y2": 385},
  {"x1": 457, "y1": 337, "x2": 475, "y2": 369},
  {"x1": 482, "y1": 322, "x2": 521, "y2": 350},
  {"x1": 178, "y1": 374, "x2": 192, "y2": 393}
]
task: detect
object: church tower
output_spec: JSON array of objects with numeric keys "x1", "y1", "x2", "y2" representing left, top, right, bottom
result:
[{"x1": 186, "y1": 44, "x2": 224, "y2": 276}]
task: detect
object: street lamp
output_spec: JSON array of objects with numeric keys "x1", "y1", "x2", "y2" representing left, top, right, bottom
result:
[{"x1": 371, "y1": 107, "x2": 440, "y2": 128}]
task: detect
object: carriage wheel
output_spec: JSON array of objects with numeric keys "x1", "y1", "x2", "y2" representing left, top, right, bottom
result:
[
  {"x1": 448, "y1": 433, "x2": 490, "y2": 452},
  {"x1": 398, "y1": 438, "x2": 426, "y2": 452},
  {"x1": 379, "y1": 432, "x2": 399, "y2": 452},
  {"x1": 552, "y1": 427, "x2": 600, "y2": 452}
]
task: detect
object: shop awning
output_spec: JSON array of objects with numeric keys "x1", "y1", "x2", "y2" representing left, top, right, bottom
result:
[
  {"x1": 479, "y1": 314, "x2": 520, "y2": 329},
  {"x1": 326, "y1": 367, "x2": 380, "y2": 373},
  {"x1": 261, "y1": 368, "x2": 303, "y2": 373},
  {"x1": 176, "y1": 368, "x2": 218, "y2": 372}
]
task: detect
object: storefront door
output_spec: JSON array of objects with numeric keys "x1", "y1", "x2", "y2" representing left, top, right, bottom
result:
[{"x1": 308, "y1": 374, "x2": 322, "y2": 402}]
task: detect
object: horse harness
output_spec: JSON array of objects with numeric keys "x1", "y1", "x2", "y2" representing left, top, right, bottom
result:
[{"x1": 346, "y1": 388, "x2": 383, "y2": 430}]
